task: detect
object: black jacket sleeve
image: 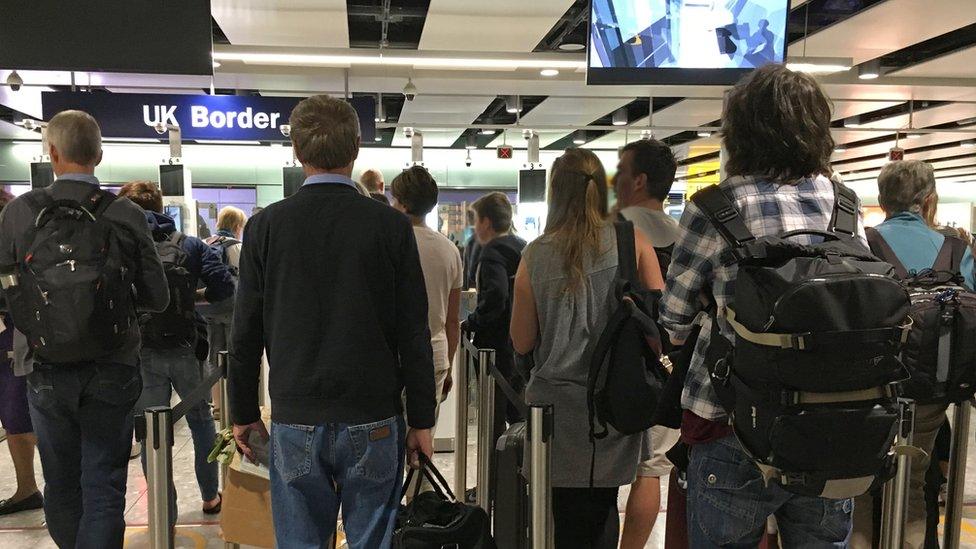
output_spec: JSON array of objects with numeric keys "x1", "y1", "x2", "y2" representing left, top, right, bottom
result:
[
  {"x1": 466, "y1": 256, "x2": 509, "y2": 332},
  {"x1": 395, "y1": 218, "x2": 437, "y2": 429},
  {"x1": 228, "y1": 216, "x2": 265, "y2": 426},
  {"x1": 115, "y1": 199, "x2": 169, "y2": 312},
  {"x1": 193, "y1": 238, "x2": 235, "y2": 303}
]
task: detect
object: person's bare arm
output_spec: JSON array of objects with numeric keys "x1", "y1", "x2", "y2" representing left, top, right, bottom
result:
[
  {"x1": 510, "y1": 259, "x2": 538, "y2": 355},
  {"x1": 442, "y1": 287, "x2": 461, "y2": 398},
  {"x1": 635, "y1": 229, "x2": 665, "y2": 291}
]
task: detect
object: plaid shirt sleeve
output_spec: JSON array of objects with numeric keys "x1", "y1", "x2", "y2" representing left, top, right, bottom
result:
[{"x1": 660, "y1": 200, "x2": 724, "y2": 342}]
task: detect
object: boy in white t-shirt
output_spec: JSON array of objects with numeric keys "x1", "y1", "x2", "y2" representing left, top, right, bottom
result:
[{"x1": 391, "y1": 166, "x2": 463, "y2": 422}]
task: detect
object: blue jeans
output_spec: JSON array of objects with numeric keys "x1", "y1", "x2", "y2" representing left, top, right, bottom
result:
[
  {"x1": 270, "y1": 415, "x2": 406, "y2": 549},
  {"x1": 135, "y1": 346, "x2": 219, "y2": 518},
  {"x1": 688, "y1": 434, "x2": 852, "y2": 548},
  {"x1": 26, "y1": 362, "x2": 141, "y2": 549}
]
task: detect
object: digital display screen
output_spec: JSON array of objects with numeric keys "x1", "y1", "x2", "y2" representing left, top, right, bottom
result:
[
  {"x1": 519, "y1": 170, "x2": 547, "y2": 203},
  {"x1": 0, "y1": 0, "x2": 213, "y2": 75},
  {"x1": 588, "y1": 0, "x2": 790, "y2": 85}
]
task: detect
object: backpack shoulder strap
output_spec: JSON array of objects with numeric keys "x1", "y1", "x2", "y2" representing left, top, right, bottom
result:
[
  {"x1": 865, "y1": 227, "x2": 910, "y2": 279},
  {"x1": 614, "y1": 220, "x2": 638, "y2": 287},
  {"x1": 616, "y1": 210, "x2": 627, "y2": 223},
  {"x1": 827, "y1": 180, "x2": 858, "y2": 236},
  {"x1": 933, "y1": 234, "x2": 968, "y2": 275},
  {"x1": 169, "y1": 231, "x2": 185, "y2": 245},
  {"x1": 690, "y1": 185, "x2": 755, "y2": 248}
]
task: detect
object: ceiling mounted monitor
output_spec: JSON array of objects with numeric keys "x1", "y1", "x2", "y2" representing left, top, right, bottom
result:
[
  {"x1": 587, "y1": 0, "x2": 790, "y2": 85},
  {"x1": 0, "y1": 0, "x2": 213, "y2": 75}
]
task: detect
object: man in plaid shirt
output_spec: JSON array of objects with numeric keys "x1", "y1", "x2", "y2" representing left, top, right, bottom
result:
[{"x1": 659, "y1": 64, "x2": 861, "y2": 548}]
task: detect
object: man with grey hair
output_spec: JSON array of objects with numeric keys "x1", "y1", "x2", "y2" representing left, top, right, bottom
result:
[
  {"x1": 0, "y1": 109, "x2": 169, "y2": 548},
  {"x1": 851, "y1": 159, "x2": 975, "y2": 548},
  {"x1": 229, "y1": 95, "x2": 436, "y2": 548},
  {"x1": 360, "y1": 168, "x2": 390, "y2": 204}
]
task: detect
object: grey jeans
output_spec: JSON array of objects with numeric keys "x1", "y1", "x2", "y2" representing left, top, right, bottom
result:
[{"x1": 850, "y1": 402, "x2": 948, "y2": 549}]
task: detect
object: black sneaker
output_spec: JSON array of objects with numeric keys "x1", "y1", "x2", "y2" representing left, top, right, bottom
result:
[{"x1": 0, "y1": 492, "x2": 44, "y2": 516}]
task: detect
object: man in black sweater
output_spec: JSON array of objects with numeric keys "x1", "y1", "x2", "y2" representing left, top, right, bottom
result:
[{"x1": 228, "y1": 95, "x2": 436, "y2": 548}]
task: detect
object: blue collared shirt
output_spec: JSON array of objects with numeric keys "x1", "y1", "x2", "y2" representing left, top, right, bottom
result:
[
  {"x1": 302, "y1": 173, "x2": 357, "y2": 189},
  {"x1": 874, "y1": 212, "x2": 976, "y2": 290},
  {"x1": 56, "y1": 173, "x2": 100, "y2": 186}
]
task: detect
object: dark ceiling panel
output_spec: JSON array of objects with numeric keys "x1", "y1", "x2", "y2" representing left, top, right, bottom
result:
[{"x1": 347, "y1": 0, "x2": 432, "y2": 50}]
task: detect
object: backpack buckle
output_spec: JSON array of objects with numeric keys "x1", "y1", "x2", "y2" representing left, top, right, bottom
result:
[
  {"x1": 714, "y1": 206, "x2": 739, "y2": 224},
  {"x1": 712, "y1": 358, "x2": 731, "y2": 383}
]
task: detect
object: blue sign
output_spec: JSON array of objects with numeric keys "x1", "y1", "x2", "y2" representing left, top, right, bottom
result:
[{"x1": 41, "y1": 92, "x2": 376, "y2": 142}]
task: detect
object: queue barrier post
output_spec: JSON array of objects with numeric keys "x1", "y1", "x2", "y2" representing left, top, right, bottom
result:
[
  {"x1": 943, "y1": 401, "x2": 972, "y2": 549},
  {"x1": 880, "y1": 399, "x2": 914, "y2": 549},
  {"x1": 476, "y1": 348, "x2": 496, "y2": 513},
  {"x1": 454, "y1": 340, "x2": 470, "y2": 497},
  {"x1": 528, "y1": 403, "x2": 554, "y2": 549},
  {"x1": 216, "y1": 351, "x2": 241, "y2": 549},
  {"x1": 145, "y1": 406, "x2": 175, "y2": 549}
]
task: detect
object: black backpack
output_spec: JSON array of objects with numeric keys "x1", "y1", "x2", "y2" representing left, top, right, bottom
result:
[
  {"x1": 140, "y1": 232, "x2": 196, "y2": 348},
  {"x1": 587, "y1": 221, "x2": 669, "y2": 442},
  {"x1": 692, "y1": 181, "x2": 912, "y2": 499},
  {"x1": 866, "y1": 228, "x2": 976, "y2": 405},
  {"x1": 616, "y1": 211, "x2": 673, "y2": 282},
  {"x1": 4, "y1": 188, "x2": 137, "y2": 363},
  {"x1": 198, "y1": 235, "x2": 239, "y2": 323}
]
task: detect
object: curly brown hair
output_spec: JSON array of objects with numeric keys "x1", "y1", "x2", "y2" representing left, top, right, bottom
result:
[{"x1": 722, "y1": 64, "x2": 834, "y2": 182}]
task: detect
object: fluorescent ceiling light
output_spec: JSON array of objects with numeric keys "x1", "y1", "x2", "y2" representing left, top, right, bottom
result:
[
  {"x1": 505, "y1": 95, "x2": 522, "y2": 114},
  {"x1": 612, "y1": 108, "x2": 628, "y2": 126},
  {"x1": 558, "y1": 42, "x2": 586, "y2": 51},
  {"x1": 194, "y1": 140, "x2": 261, "y2": 145},
  {"x1": 785, "y1": 56, "x2": 853, "y2": 74},
  {"x1": 573, "y1": 130, "x2": 586, "y2": 145},
  {"x1": 540, "y1": 69, "x2": 559, "y2": 77},
  {"x1": 962, "y1": 140, "x2": 976, "y2": 148},
  {"x1": 904, "y1": 132, "x2": 922, "y2": 139},
  {"x1": 213, "y1": 51, "x2": 586, "y2": 71},
  {"x1": 834, "y1": 145, "x2": 847, "y2": 153},
  {"x1": 480, "y1": 118, "x2": 497, "y2": 135},
  {"x1": 697, "y1": 130, "x2": 712, "y2": 138},
  {"x1": 844, "y1": 115, "x2": 863, "y2": 129}
]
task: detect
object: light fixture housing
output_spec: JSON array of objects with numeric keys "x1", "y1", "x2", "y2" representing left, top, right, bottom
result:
[
  {"x1": 961, "y1": 139, "x2": 976, "y2": 148},
  {"x1": 465, "y1": 133, "x2": 477, "y2": 150},
  {"x1": 905, "y1": 132, "x2": 922, "y2": 139},
  {"x1": 374, "y1": 132, "x2": 383, "y2": 142},
  {"x1": 480, "y1": 118, "x2": 497, "y2": 135},
  {"x1": 858, "y1": 59, "x2": 881, "y2": 80},
  {"x1": 612, "y1": 108, "x2": 628, "y2": 127},
  {"x1": 785, "y1": 56, "x2": 854, "y2": 74},
  {"x1": 558, "y1": 42, "x2": 586, "y2": 52},
  {"x1": 540, "y1": 69, "x2": 559, "y2": 77},
  {"x1": 640, "y1": 129, "x2": 653, "y2": 140},
  {"x1": 374, "y1": 94, "x2": 386, "y2": 123},
  {"x1": 573, "y1": 130, "x2": 586, "y2": 145},
  {"x1": 505, "y1": 95, "x2": 522, "y2": 114},
  {"x1": 834, "y1": 145, "x2": 847, "y2": 153},
  {"x1": 697, "y1": 130, "x2": 712, "y2": 138},
  {"x1": 844, "y1": 115, "x2": 863, "y2": 129}
]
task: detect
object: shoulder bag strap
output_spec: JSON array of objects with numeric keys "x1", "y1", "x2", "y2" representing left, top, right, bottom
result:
[
  {"x1": 933, "y1": 234, "x2": 968, "y2": 275},
  {"x1": 614, "y1": 220, "x2": 638, "y2": 287},
  {"x1": 864, "y1": 227, "x2": 910, "y2": 279},
  {"x1": 690, "y1": 185, "x2": 756, "y2": 249},
  {"x1": 827, "y1": 180, "x2": 859, "y2": 236}
]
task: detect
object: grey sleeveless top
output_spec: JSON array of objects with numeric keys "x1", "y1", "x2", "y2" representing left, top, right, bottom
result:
[{"x1": 524, "y1": 224, "x2": 645, "y2": 487}]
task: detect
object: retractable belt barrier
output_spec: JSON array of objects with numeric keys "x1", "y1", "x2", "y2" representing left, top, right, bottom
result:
[
  {"x1": 457, "y1": 330, "x2": 554, "y2": 548},
  {"x1": 135, "y1": 350, "x2": 237, "y2": 549}
]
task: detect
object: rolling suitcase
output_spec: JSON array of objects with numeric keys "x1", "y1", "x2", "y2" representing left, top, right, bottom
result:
[{"x1": 494, "y1": 422, "x2": 530, "y2": 549}]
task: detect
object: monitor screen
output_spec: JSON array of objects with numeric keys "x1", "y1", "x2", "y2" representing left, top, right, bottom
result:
[
  {"x1": 0, "y1": 0, "x2": 213, "y2": 75},
  {"x1": 519, "y1": 170, "x2": 547, "y2": 203},
  {"x1": 588, "y1": 0, "x2": 790, "y2": 85}
]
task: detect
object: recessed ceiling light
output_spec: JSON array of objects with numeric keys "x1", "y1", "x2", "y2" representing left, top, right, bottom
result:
[
  {"x1": 962, "y1": 140, "x2": 976, "y2": 148},
  {"x1": 834, "y1": 145, "x2": 847, "y2": 153},
  {"x1": 540, "y1": 69, "x2": 559, "y2": 77},
  {"x1": 844, "y1": 115, "x2": 863, "y2": 129},
  {"x1": 905, "y1": 132, "x2": 922, "y2": 139},
  {"x1": 697, "y1": 130, "x2": 712, "y2": 138},
  {"x1": 786, "y1": 56, "x2": 853, "y2": 74},
  {"x1": 374, "y1": 134, "x2": 383, "y2": 142},
  {"x1": 858, "y1": 59, "x2": 881, "y2": 80},
  {"x1": 505, "y1": 95, "x2": 522, "y2": 114},
  {"x1": 558, "y1": 42, "x2": 586, "y2": 52},
  {"x1": 612, "y1": 108, "x2": 628, "y2": 126},
  {"x1": 573, "y1": 130, "x2": 586, "y2": 145}
]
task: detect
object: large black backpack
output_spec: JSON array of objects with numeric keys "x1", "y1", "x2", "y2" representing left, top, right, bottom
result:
[
  {"x1": 616, "y1": 211, "x2": 673, "y2": 282},
  {"x1": 692, "y1": 182, "x2": 912, "y2": 499},
  {"x1": 140, "y1": 232, "x2": 196, "y2": 348},
  {"x1": 198, "y1": 234, "x2": 240, "y2": 323},
  {"x1": 866, "y1": 228, "x2": 976, "y2": 404},
  {"x1": 587, "y1": 221, "x2": 669, "y2": 443},
  {"x1": 4, "y1": 188, "x2": 137, "y2": 363}
]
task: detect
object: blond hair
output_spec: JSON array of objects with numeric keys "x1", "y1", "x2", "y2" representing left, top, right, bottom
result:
[
  {"x1": 289, "y1": 95, "x2": 360, "y2": 170},
  {"x1": 217, "y1": 206, "x2": 247, "y2": 234},
  {"x1": 360, "y1": 169, "x2": 384, "y2": 193},
  {"x1": 47, "y1": 110, "x2": 102, "y2": 166},
  {"x1": 544, "y1": 148, "x2": 609, "y2": 292}
]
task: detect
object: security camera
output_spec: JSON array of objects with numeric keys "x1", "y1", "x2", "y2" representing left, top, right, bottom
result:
[
  {"x1": 403, "y1": 78, "x2": 417, "y2": 102},
  {"x1": 403, "y1": 127, "x2": 415, "y2": 139},
  {"x1": 6, "y1": 71, "x2": 23, "y2": 92},
  {"x1": 153, "y1": 122, "x2": 167, "y2": 135},
  {"x1": 279, "y1": 124, "x2": 291, "y2": 138},
  {"x1": 522, "y1": 129, "x2": 535, "y2": 140},
  {"x1": 465, "y1": 158, "x2": 472, "y2": 168}
]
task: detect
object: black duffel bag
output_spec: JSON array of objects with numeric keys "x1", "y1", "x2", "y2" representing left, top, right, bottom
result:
[{"x1": 394, "y1": 455, "x2": 496, "y2": 549}]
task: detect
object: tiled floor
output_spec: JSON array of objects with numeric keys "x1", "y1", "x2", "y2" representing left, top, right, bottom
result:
[{"x1": 2, "y1": 410, "x2": 976, "y2": 548}]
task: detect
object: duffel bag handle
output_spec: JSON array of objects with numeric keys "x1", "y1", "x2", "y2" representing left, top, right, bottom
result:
[
  {"x1": 400, "y1": 453, "x2": 457, "y2": 504},
  {"x1": 778, "y1": 229, "x2": 843, "y2": 242}
]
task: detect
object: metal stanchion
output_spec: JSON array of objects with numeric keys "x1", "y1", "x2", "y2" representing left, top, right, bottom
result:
[
  {"x1": 476, "y1": 348, "x2": 496, "y2": 513},
  {"x1": 944, "y1": 401, "x2": 972, "y2": 549},
  {"x1": 528, "y1": 403, "x2": 554, "y2": 549},
  {"x1": 145, "y1": 406, "x2": 174, "y2": 549},
  {"x1": 880, "y1": 400, "x2": 914, "y2": 549},
  {"x1": 454, "y1": 341, "x2": 470, "y2": 497}
]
